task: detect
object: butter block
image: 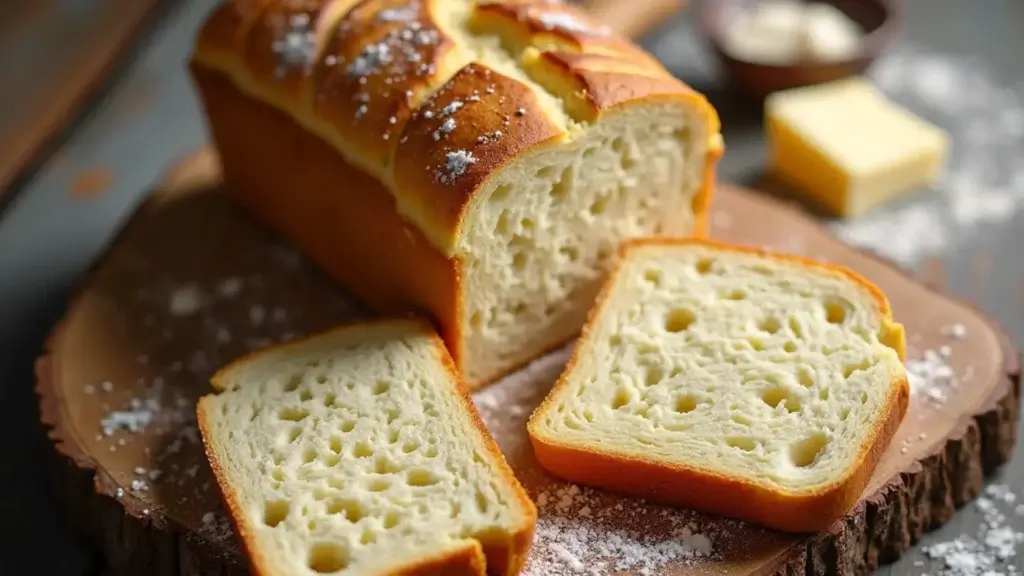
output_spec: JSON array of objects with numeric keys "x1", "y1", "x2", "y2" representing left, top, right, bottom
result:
[{"x1": 765, "y1": 77, "x2": 950, "y2": 218}]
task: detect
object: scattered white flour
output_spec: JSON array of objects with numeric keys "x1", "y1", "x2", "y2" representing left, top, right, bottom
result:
[
  {"x1": 522, "y1": 484, "x2": 714, "y2": 576},
  {"x1": 833, "y1": 46, "x2": 1024, "y2": 268},
  {"x1": 906, "y1": 324, "x2": 969, "y2": 404},
  {"x1": 168, "y1": 284, "x2": 205, "y2": 316},
  {"x1": 922, "y1": 484, "x2": 1023, "y2": 576}
]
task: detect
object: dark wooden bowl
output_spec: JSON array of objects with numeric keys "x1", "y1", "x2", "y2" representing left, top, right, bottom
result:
[{"x1": 700, "y1": 0, "x2": 899, "y2": 100}]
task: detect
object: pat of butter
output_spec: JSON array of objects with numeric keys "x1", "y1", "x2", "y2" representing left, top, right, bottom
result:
[{"x1": 765, "y1": 77, "x2": 950, "y2": 218}]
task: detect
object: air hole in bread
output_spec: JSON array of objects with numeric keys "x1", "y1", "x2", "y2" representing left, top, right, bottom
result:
[
  {"x1": 308, "y1": 541, "x2": 349, "y2": 573},
  {"x1": 643, "y1": 268, "x2": 662, "y2": 286},
  {"x1": 563, "y1": 417, "x2": 581, "y2": 430},
  {"x1": 512, "y1": 252, "x2": 527, "y2": 270},
  {"x1": 589, "y1": 195, "x2": 610, "y2": 216},
  {"x1": 315, "y1": 374, "x2": 327, "y2": 385},
  {"x1": 731, "y1": 413, "x2": 753, "y2": 426},
  {"x1": 725, "y1": 289, "x2": 747, "y2": 301},
  {"x1": 249, "y1": 406, "x2": 260, "y2": 421},
  {"x1": 611, "y1": 386, "x2": 632, "y2": 410},
  {"x1": 819, "y1": 388, "x2": 829, "y2": 401},
  {"x1": 340, "y1": 420, "x2": 356, "y2": 433},
  {"x1": 367, "y1": 478, "x2": 390, "y2": 492},
  {"x1": 597, "y1": 247, "x2": 612, "y2": 262},
  {"x1": 559, "y1": 245, "x2": 580, "y2": 262},
  {"x1": 695, "y1": 258, "x2": 714, "y2": 275},
  {"x1": 402, "y1": 441, "x2": 420, "y2": 454},
  {"x1": 495, "y1": 212, "x2": 510, "y2": 235},
  {"x1": 359, "y1": 528, "x2": 376, "y2": 545},
  {"x1": 302, "y1": 447, "x2": 317, "y2": 464},
  {"x1": 582, "y1": 409, "x2": 594, "y2": 422},
  {"x1": 748, "y1": 337, "x2": 766, "y2": 351},
  {"x1": 475, "y1": 489, "x2": 490, "y2": 514},
  {"x1": 322, "y1": 453, "x2": 340, "y2": 467},
  {"x1": 824, "y1": 298, "x2": 848, "y2": 324},
  {"x1": 663, "y1": 422, "x2": 691, "y2": 432},
  {"x1": 407, "y1": 469, "x2": 440, "y2": 487},
  {"x1": 726, "y1": 437, "x2": 757, "y2": 451},
  {"x1": 548, "y1": 166, "x2": 574, "y2": 204},
  {"x1": 759, "y1": 317, "x2": 782, "y2": 334},
  {"x1": 321, "y1": 392, "x2": 336, "y2": 408},
  {"x1": 675, "y1": 394, "x2": 698, "y2": 413},
  {"x1": 353, "y1": 441, "x2": 373, "y2": 458},
  {"x1": 664, "y1": 308, "x2": 695, "y2": 333},
  {"x1": 425, "y1": 445, "x2": 439, "y2": 458},
  {"x1": 761, "y1": 385, "x2": 801, "y2": 412},
  {"x1": 797, "y1": 368, "x2": 814, "y2": 388},
  {"x1": 263, "y1": 499, "x2": 289, "y2": 527},
  {"x1": 279, "y1": 407, "x2": 308, "y2": 422},
  {"x1": 784, "y1": 341, "x2": 798, "y2": 353},
  {"x1": 843, "y1": 359, "x2": 872, "y2": 379},
  {"x1": 271, "y1": 468, "x2": 285, "y2": 482},
  {"x1": 383, "y1": 511, "x2": 402, "y2": 529},
  {"x1": 790, "y1": 433, "x2": 829, "y2": 467},
  {"x1": 643, "y1": 366, "x2": 664, "y2": 386},
  {"x1": 788, "y1": 317, "x2": 805, "y2": 339},
  {"x1": 469, "y1": 312, "x2": 483, "y2": 328},
  {"x1": 635, "y1": 404, "x2": 651, "y2": 418},
  {"x1": 287, "y1": 427, "x2": 302, "y2": 444},
  {"x1": 840, "y1": 407, "x2": 851, "y2": 421},
  {"x1": 299, "y1": 387, "x2": 313, "y2": 402},
  {"x1": 283, "y1": 374, "x2": 301, "y2": 392},
  {"x1": 374, "y1": 456, "x2": 401, "y2": 475},
  {"x1": 372, "y1": 380, "x2": 390, "y2": 396},
  {"x1": 860, "y1": 391, "x2": 870, "y2": 404},
  {"x1": 491, "y1": 183, "x2": 511, "y2": 202},
  {"x1": 326, "y1": 498, "x2": 365, "y2": 522},
  {"x1": 751, "y1": 264, "x2": 773, "y2": 275}
]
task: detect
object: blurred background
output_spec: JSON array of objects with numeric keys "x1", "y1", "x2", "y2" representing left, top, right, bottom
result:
[{"x1": 0, "y1": 0, "x2": 1021, "y2": 574}]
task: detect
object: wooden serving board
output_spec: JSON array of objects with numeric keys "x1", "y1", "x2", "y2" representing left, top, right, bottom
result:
[{"x1": 37, "y1": 149, "x2": 1020, "y2": 576}]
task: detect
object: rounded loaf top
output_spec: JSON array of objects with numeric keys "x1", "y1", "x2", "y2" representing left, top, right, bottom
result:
[{"x1": 192, "y1": 0, "x2": 721, "y2": 256}]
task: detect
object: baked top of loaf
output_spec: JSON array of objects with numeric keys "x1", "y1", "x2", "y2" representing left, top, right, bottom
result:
[
  {"x1": 527, "y1": 239, "x2": 910, "y2": 533},
  {"x1": 197, "y1": 318, "x2": 536, "y2": 575},
  {"x1": 191, "y1": 0, "x2": 721, "y2": 257}
]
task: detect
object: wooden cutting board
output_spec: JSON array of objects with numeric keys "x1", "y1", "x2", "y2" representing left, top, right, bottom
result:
[{"x1": 36, "y1": 149, "x2": 1020, "y2": 576}]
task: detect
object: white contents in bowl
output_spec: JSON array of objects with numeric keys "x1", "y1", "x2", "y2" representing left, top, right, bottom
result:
[{"x1": 720, "y1": 0, "x2": 864, "y2": 65}]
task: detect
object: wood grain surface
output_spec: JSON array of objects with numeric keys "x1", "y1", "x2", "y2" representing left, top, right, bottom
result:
[
  {"x1": 0, "y1": 0, "x2": 160, "y2": 206},
  {"x1": 36, "y1": 149, "x2": 1020, "y2": 575}
]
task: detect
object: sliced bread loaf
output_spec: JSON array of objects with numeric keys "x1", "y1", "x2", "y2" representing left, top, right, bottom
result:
[
  {"x1": 198, "y1": 319, "x2": 536, "y2": 576},
  {"x1": 527, "y1": 239, "x2": 909, "y2": 533}
]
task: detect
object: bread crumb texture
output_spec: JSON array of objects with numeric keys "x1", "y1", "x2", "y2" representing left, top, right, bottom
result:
[
  {"x1": 193, "y1": 0, "x2": 719, "y2": 386},
  {"x1": 199, "y1": 320, "x2": 531, "y2": 575},
  {"x1": 530, "y1": 241, "x2": 908, "y2": 494}
]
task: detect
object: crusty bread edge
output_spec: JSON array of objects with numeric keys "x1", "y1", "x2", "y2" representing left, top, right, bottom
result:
[
  {"x1": 526, "y1": 237, "x2": 910, "y2": 534},
  {"x1": 198, "y1": 317, "x2": 538, "y2": 576}
]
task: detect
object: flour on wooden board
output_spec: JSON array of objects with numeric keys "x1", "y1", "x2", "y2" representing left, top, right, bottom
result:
[{"x1": 833, "y1": 45, "x2": 1024, "y2": 268}]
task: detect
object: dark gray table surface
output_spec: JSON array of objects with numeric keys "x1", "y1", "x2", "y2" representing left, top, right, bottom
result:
[{"x1": 0, "y1": 1, "x2": 1020, "y2": 574}]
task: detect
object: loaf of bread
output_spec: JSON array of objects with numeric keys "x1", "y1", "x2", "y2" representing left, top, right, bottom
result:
[
  {"x1": 189, "y1": 0, "x2": 722, "y2": 388},
  {"x1": 197, "y1": 319, "x2": 536, "y2": 575},
  {"x1": 527, "y1": 239, "x2": 910, "y2": 533}
]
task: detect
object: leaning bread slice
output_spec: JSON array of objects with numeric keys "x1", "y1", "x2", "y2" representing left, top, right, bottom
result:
[
  {"x1": 527, "y1": 239, "x2": 909, "y2": 533},
  {"x1": 198, "y1": 318, "x2": 536, "y2": 576}
]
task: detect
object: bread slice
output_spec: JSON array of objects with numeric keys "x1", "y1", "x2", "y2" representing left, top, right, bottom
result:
[
  {"x1": 191, "y1": 0, "x2": 723, "y2": 389},
  {"x1": 198, "y1": 319, "x2": 536, "y2": 576},
  {"x1": 527, "y1": 239, "x2": 909, "y2": 533}
]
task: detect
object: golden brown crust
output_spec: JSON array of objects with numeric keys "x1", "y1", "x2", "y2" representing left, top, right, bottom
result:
[
  {"x1": 192, "y1": 64, "x2": 466, "y2": 371},
  {"x1": 200, "y1": 317, "x2": 537, "y2": 576},
  {"x1": 391, "y1": 61, "x2": 566, "y2": 248},
  {"x1": 527, "y1": 237, "x2": 911, "y2": 534},
  {"x1": 191, "y1": 0, "x2": 722, "y2": 257}
]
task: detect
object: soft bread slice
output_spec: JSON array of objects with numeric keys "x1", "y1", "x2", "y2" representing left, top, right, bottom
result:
[
  {"x1": 527, "y1": 239, "x2": 909, "y2": 533},
  {"x1": 198, "y1": 319, "x2": 536, "y2": 576}
]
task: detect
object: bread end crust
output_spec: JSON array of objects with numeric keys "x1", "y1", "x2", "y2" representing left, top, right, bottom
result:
[{"x1": 527, "y1": 237, "x2": 911, "y2": 533}]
